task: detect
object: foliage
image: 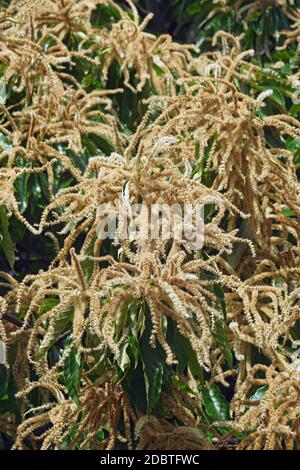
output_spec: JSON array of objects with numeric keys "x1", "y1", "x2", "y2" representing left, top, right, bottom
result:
[{"x1": 1, "y1": 0, "x2": 300, "y2": 451}]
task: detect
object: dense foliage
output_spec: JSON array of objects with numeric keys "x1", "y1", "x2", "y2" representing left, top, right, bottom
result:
[{"x1": 1, "y1": 0, "x2": 300, "y2": 451}]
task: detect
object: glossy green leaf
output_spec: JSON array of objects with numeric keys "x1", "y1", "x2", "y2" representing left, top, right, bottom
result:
[
  {"x1": 128, "y1": 334, "x2": 139, "y2": 369},
  {"x1": 290, "y1": 102, "x2": 300, "y2": 117},
  {"x1": 250, "y1": 385, "x2": 269, "y2": 401},
  {"x1": 64, "y1": 348, "x2": 81, "y2": 405},
  {"x1": 203, "y1": 384, "x2": 231, "y2": 422}
]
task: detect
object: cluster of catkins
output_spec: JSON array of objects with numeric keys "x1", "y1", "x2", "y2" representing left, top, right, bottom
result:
[{"x1": 1, "y1": 0, "x2": 300, "y2": 450}]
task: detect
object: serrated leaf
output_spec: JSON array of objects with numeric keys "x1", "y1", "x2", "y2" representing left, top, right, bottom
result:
[{"x1": 203, "y1": 384, "x2": 231, "y2": 422}]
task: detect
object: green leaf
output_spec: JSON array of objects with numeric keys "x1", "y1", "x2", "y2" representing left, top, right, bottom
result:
[
  {"x1": 194, "y1": 142, "x2": 200, "y2": 160},
  {"x1": 35, "y1": 308, "x2": 73, "y2": 360},
  {"x1": 0, "y1": 365, "x2": 19, "y2": 420},
  {"x1": 261, "y1": 86, "x2": 286, "y2": 110},
  {"x1": 38, "y1": 173, "x2": 51, "y2": 202},
  {"x1": 173, "y1": 375, "x2": 196, "y2": 396},
  {"x1": 290, "y1": 103, "x2": 300, "y2": 117},
  {"x1": 0, "y1": 205, "x2": 15, "y2": 270},
  {"x1": 140, "y1": 307, "x2": 164, "y2": 415},
  {"x1": 281, "y1": 207, "x2": 296, "y2": 218},
  {"x1": 141, "y1": 350, "x2": 163, "y2": 416},
  {"x1": 250, "y1": 385, "x2": 268, "y2": 401},
  {"x1": 14, "y1": 173, "x2": 29, "y2": 214},
  {"x1": 128, "y1": 334, "x2": 139, "y2": 369},
  {"x1": 213, "y1": 284, "x2": 226, "y2": 319},
  {"x1": 152, "y1": 63, "x2": 164, "y2": 77},
  {"x1": 176, "y1": 329, "x2": 204, "y2": 384},
  {"x1": 114, "y1": 299, "x2": 131, "y2": 342},
  {"x1": 64, "y1": 348, "x2": 81, "y2": 406},
  {"x1": 119, "y1": 342, "x2": 131, "y2": 373},
  {"x1": 0, "y1": 79, "x2": 6, "y2": 105},
  {"x1": 130, "y1": 302, "x2": 145, "y2": 340},
  {"x1": 123, "y1": 360, "x2": 147, "y2": 414},
  {"x1": 167, "y1": 320, "x2": 188, "y2": 375},
  {"x1": 181, "y1": 331, "x2": 204, "y2": 381},
  {"x1": 38, "y1": 298, "x2": 60, "y2": 314},
  {"x1": 0, "y1": 364, "x2": 8, "y2": 398},
  {"x1": 213, "y1": 319, "x2": 233, "y2": 368},
  {"x1": 203, "y1": 384, "x2": 231, "y2": 422}
]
